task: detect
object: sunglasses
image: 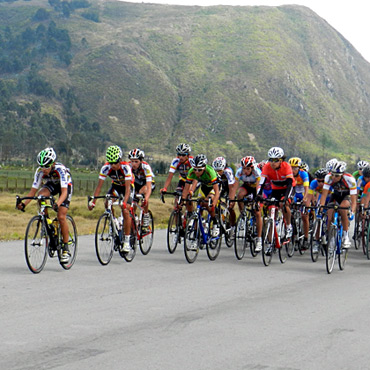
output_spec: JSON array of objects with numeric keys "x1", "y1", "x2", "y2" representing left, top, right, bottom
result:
[
  {"x1": 333, "y1": 174, "x2": 342, "y2": 178},
  {"x1": 178, "y1": 154, "x2": 188, "y2": 157},
  {"x1": 269, "y1": 158, "x2": 281, "y2": 163},
  {"x1": 109, "y1": 160, "x2": 120, "y2": 165},
  {"x1": 194, "y1": 168, "x2": 204, "y2": 172},
  {"x1": 317, "y1": 179, "x2": 324, "y2": 183},
  {"x1": 41, "y1": 163, "x2": 53, "y2": 169}
]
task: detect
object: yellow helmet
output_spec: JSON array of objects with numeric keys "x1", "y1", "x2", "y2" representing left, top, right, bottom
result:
[{"x1": 288, "y1": 157, "x2": 302, "y2": 167}]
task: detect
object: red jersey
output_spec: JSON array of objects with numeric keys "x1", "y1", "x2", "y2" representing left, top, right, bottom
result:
[{"x1": 261, "y1": 161, "x2": 296, "y2": 190}]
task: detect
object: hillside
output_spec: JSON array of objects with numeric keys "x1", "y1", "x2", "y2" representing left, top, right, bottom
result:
[{"x1": 1, "y1": 0, "x2": 370, "y2": 168}]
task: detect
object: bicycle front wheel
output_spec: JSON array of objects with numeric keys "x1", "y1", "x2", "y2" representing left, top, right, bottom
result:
[
  {"x1": 25, "y1": 216, "x2": 48, "y2": 273},
  {"x1": 167, "y1": 210, "x2": 180, "y2": 254},
  {"x1": 184, "y1": 214, "x2": 200, "y2": 263},
  {"x1": 262, "y1": 219, "x2": 274, "y2": 266},
  {"x1": 219, "y1": 203, "x2": 233, "y2": 248},
  {"x1": 95, "y1": 214, "x2": 114, "y2": 265},
  {"x1": 120, "y1": 217, "x2": 137, "y2": 262},
  {"x1": 326, "y1": 227, "x2": 337, "y2": 274},
  {"x1": 139, "y1": 210, "x2": 154, "y2": 255},
  {"x1": 234, "y1": 214, "x2": 247, "y2": 260},
  {"x1": 206, "y1": 223, "x2": 221, "y2": 261},
  {"x1": 338, "y1": 244, "x2": 348, "y2": 270},
  {"x1": 310, "y1": 219, "x2": 320, "y2": 263},
  {"x1": 59, "y1": 215, "x2": 78, "y2": 270}
]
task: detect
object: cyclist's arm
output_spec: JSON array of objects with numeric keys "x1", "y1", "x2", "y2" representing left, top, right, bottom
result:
[
  {"x1": 283, "y1": 178, "x2": 293, "y2": 202},
  {"x1": 57, "y1": 187, "x2": 68, "y2": 207},
  {"x1": 228, "y1": 181, "x2": 238, "y2": 202},
  {"x1": 320, "y1": 188, "x2": 329, "y2": 207},
  {"x1": 20, "y1": 187, "x2": 38, "y2": 208},
  {"x1": 93, "y1": 178, "x2": 105, "y2": 198},
  {"x1": 145, "y1": 180, "x2": 152, "y2": 203},
  {"x1": 350, "y1": 193, "x2": 357, "y2": 214},
  {"x1": 161, "y1": 172, "x2": 175, "y2": 192},
  {"x1": 123, "y1": 179, "x2": 131, "y2": 206},
  {"x1": 181, "y1": 182, "x2": 191, "y2": 200},
  {"x1": 211, "y1": 183, "x2": 220, "y2": 208}
]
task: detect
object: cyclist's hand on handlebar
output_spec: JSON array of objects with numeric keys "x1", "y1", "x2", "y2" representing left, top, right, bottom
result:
[
  {"x1": 17, "y1": 202, "x2": 26, "y2": 211},
  {"x1": 88, "y1": 200, "x2": 95, "y2": 211},
  {"x1": 160, "y1": 187, "x2": 167, "y2": 193},
  {"x1": 141, "y1": 199, "x2": 148, "y2": 208},
  {"x1": 52, "y1": 203, "x2": 59, "y2": 212}
]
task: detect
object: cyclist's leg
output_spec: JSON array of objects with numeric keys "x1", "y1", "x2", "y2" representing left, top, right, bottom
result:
[{"x1": 340, "y1": 196, "x2": 351, "y2": 248}]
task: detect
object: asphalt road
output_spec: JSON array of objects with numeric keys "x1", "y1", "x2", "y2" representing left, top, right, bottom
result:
[{"x1": 1, "y1": 229, "x2": 370, "y2": 370}]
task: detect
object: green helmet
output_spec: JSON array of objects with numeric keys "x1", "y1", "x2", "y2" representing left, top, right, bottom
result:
[
  {"x1": 106, "y1": 145, "x2": 122, "y2": 163},
  {"x1": 37, "y1": 147, "x2": 56, "y2": 167}
]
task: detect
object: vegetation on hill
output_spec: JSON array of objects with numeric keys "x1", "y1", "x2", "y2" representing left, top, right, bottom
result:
[{"x1": 1, "y1": 0, "x2": 370, "y2": 169}]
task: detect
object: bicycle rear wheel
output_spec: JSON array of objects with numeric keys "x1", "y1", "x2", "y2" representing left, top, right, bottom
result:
[
  {"x1": 207, "y1": 221, "x2": 221, "y2": 261},
  {"x1": 326, "y1": 227, "x2": 337, "y2": 274},
  {"x1": 310, "y1": 219, "x2": 320, "y2": 262},
  {"x1": 95, "y1": 214, "x2": 114, "y2": 265},
  {"x1": 167, "y1": 210, "x2": 180, "y2": 254},
  {"x1": 234, "y1": 214, "x2": 247, "y2": 260},
  {"x1": 338, "y1": 244, "x2": 348, "y2": 270},
  {"x1": 139, "y1": 210, "x2": 154, "y2": 255},
  {"x1": 353, "y1": 214, "x2": 361, "y2": 250},
  {"x1": 262, "y1": 219, "x2": 274, "y2": 266},
  {"x1": 25, "y1": 215, "x2": 48, "y2": 273},
  {"x1": 59, "y1": 215, "x2": 78, "y2": 270},
  {"x1": 219, "y1": 203, "x2": 233, "y2": 248},
  {"x1": 278, "y1": 222, "x2": 288, "y2": 263},
  {"x1": 366, "y1": 220, "x2": 370, "y2": 260},
  {"x1": 184, "y1": 214, "x2": 200, "y2": 263}
]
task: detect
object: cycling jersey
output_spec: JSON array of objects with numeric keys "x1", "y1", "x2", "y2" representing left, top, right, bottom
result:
[
  {"x1": 294, "y1": 169, "x2": 309, "y2": 194},
  {"x1": 357, "y1": 176, "x2": 367, "y2": 196},
  {"x1": 260, "y1": 161, "x2": 296, "y2": 190},
  {"x1": 32, "y1": 162, "x2": 72, "y2": 189},
  {"x1": 323, "y1": 173, "x2": 357, "y2": 196},
  {"x1": 352, "y1": 170, "x2": 361, "y2": 181},
  {"x1": 362, "y1": 181, "x2": 370, "y2": 197},
  {"x1": 99, "y1": 161, "x2": 133, "y2": 186},
  {"x1": 130, "y1": 161, "x2": 155, "y2": 188},
  {"x1": 218, "y1": 166, "x2": 235, "y2": 196},
  {"x1": 168, "y1": 156, "x2": 193, "y2": 181},
  {"x1": 186, "y1": 165, "x2": 218, "y2": 187},
  {"x1": 235, "y1": 166, "x2": 261, "y2": 187}
]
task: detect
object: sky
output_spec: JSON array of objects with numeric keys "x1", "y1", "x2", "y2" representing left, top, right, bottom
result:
[{"x1": 124, "y1": 0, "x2": 370, "y2": 63}]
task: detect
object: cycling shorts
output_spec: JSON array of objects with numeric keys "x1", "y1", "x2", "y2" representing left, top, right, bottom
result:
[{"x1": 42, "y1": 182, "x2": 73, "y2": 209}]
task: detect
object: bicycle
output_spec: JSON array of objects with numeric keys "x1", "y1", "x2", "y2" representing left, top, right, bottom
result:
[
  {"x1": 361, "y1": 206, "x2": 370, "y2": 259},
  {"x1": 291, "y1": 201, "x2": 306, "y2": 255},
  {"x1": 16, "y1": 195, "x2": 77, "y2": 273},
  {"x1": 233, "y1": 198, "x2": 259, "y2": 260},
  {"x1": 89, "y1": 194, "x2": 137, "y2": 264},
  {"x1": 160, "y1": 190, "x2": 186, "y2": 254},
  {"x1": 183, "y1": 198, "x2": 221, "y2": 263},
  {"x1": 261, "y1": 198, "x2": 293, "y2": 266},
  {"x1": 132, "y1": 193, "x2": 154, "y2": 255},
  {"x1": 353, "y1": 203, "x2": 367, "y2": 254},
  {"x1": 321, "y1": 204, "x2": 350, "y2": 274},
  {"x1": 218, "y1": 198, "x2": 234, "y2": 248},
  {"x1": 309, "y1": 207, "x2": 328, "y2": 262}
]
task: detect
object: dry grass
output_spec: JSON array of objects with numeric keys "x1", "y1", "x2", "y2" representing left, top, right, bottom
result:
[{"x1": 0, "y1": 192, "x2": 173, "y2": 241}]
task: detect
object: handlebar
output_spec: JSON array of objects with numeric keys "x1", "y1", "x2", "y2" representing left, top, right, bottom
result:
[
  {"x1": 16, "y1": 195, "x2": 55, "y2": 212},
  {"x1": 160, "y1": 190, "x2": 182, "y2": 204}
]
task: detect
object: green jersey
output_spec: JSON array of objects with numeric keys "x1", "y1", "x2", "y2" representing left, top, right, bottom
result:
[{"x1": 186, "y1": 165, "x2": 218, "y2": 188}]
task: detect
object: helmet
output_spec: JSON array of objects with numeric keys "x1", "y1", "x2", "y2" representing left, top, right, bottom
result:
[
  {"x1": 268, "y1": 147, "x2": 284, "y2": 159},
  {"x1": 241, "y1": 156, "x2": 256, "y2": 168},
  {"x1": 212, "y1": 157, "x2": 226, "y2": 171},
  {"x1": 331, "y1": 161, "x2": 347, "y2": 174},
  {"x1": 314, "y1": 168, "x2": 328, "y2": 179},
  {"x1": 362, "y1": 166, "x2": 370, "y2": 178},
  {"x1": 300, "y1": 161, "x2": 309, "y2": 172},
  {"x1": 176, "y1": 143, "x2": 191, "y2": 155},
  {"x1": 106, "y1": 145, "x2": 122, "y2": 163},
  {"x1": 288, "y1": 157, "x2": 302, "y2": 167},
  {"x1": 190, "y1": 154, "x2": 208, "y2": 168},
  {"x1": 357, "y1": 160, "x2": 369, "y2": 170},
  {"x1": 37, "y1": 147, "x2": 56, "y2": 167},
  {"x1": 257, "y1": 160, "x2": 267, "y2": 170},
  {"x1": 128, "y1": 148, "x2": 145, "y2": 160},
  {"x1": 326, "y1": 158, "x2": 338, "y2": 171}
]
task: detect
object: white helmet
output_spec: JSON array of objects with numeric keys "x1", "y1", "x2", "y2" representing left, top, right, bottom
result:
[
  {"x1": 212, "y1": 157, "x2": 226, "y2": 171},
  {"x1": 326, "y1": 158, "x2": 338, "y2": 171},
  {"x1": 357, "y1": 160, "x2": 369, "y2": 170},
  {"x1": 190, "y1": 154, "x2": 208, "y2": 168},
  {"x1": 268, "y1": 147, "x2": 284, "y2": 159},
  {"x1": 331, "y1": 161, "x2": 346, "y2": 174},
  {"x1": 37, "y1": 147, "x2": 56, "y2": 167}
]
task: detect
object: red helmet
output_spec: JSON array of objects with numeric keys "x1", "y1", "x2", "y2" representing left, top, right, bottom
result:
[{"x1": 241, "y1": 156, "x2": 256, "y2": 168}]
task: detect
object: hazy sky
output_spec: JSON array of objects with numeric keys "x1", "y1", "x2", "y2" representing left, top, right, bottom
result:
[{"x1": 124, "y1": 0, "x2": 370, "y2": 63}]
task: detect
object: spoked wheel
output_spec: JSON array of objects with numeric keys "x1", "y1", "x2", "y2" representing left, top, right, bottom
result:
[
  {"x1": 248, "y1": 217, "x2": 258, "y2": 257},
  {"x1": 139, "y1": 210, "x2": 154, "y2": 255},
  {"x1": 25, "y1": 216, "x2": 48, "y2": 273},
  {"x1": 120, "y1": 219, "x2": 137, "y2": 262},
  {"x1": 59, "y1": 215, "x2": 78, "y2": 270},
  {"x1": 234, "y1": 214, "x2": 247, "y2": 260},
  {"x1": 95, "y1": 214, "x2": 114, "y2": 265},
  {"x1": 167, "y1": 210, "x2": 181, "y2": 254},
  {"x1": 310, "y1": 219, "x2": 320, "y2": 263},
  {"x1": 278, "y1": 223, "x2": 289, "y2": 263},
  {"x1": 206, "y1": 233, "x2": 221, "y2": 261},
  {"x1": 326, "y1": 228, "x2": 337, "y2": 274},
  {"x1": 363, "y1": 219, "x2": 368, "y2": 256},
  {"x1": 296, "y1": 217, "x2": 305, "y2": 255},
  {"x1": 219, "y1": 203, "x2": 233, "y2": 248},
  {"x1": 184, "y1": 214, "x2": 200, "y2": 263},
  {"x1": 366, "y1": 221, "x2": 370, "y2": 260},
  {"x1": 353, "y1": 216, "x2": 361, "y2": 250},
  {"x1": 338, "y1": 244, "x2": 348, "y2": 270},
  {"x1": 262, "y1": 219, "x2": 274, "y2": 266}
]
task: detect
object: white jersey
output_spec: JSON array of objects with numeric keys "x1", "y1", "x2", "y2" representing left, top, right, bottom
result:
[
  {"x1": 32, "y1": 162, "x2": 72, "y2": 189},
  {"x1": 235, "y1": 166, "x2": 261, "y2": 187}
]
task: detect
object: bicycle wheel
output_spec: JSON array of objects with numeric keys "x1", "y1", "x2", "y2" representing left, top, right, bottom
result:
[
  {"x1": 207, "y1": 221, "x2": 221, "y2": 261},
  {"x1": 296, "y1": 217, "x2": 305, "y2": 255},
  {"x1": 366, "y1": 221, "x2": 370, "y2": 260},
  {"x1": 59, "y1": 215, "x2": 78, "y2": 270},
  {"x1": 139, "y1": 210, "x2": 154, "y2": 255},
  {"x1": 95, "y1": 214, "x2": 114, "y2": 265},
  {"x1": 219, "y1": 203, "x2": 233, "y2": 248},
  {"x1": 278, "y1": 222, "x2": 288, "y2": 264},
  {"x1": 362, "y1": 219, "x2": 368, "y2": 255},
  {"x1": 120, "y1": 217, "x2": 137, "y2": 262},
  {"x1": 234, "y1": 214, "x2": 247, "y2": 260},
  {"x1": 338, "y1": 241, "x2": 348, "y2": 270},
  {"x1": 262, "y1": 219, "x2": 274, "y2": 266},
  {"x1": 353, "y1": 214, "x2": 361, "y2": 250},
  {"x1": 247, "y1": 217, "x2": 258, "y2": 258},
  {"x1": 25, "y1": 215, "x2": 48, "y2": 273},
  {"x1": 184, "y1": 214, "x2": 200, "y2": 263},
  {"x1": 326, "y1": 227, "x2": 337, "y2": 274},
  {"x1": 167, "y1": 210, "x2": 180, "y2": 254},
  {"x1": 310, "y1": 219, "x2": 320, "y2": 262}
]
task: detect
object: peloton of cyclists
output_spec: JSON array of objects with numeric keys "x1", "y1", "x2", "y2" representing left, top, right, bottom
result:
[
  {"x1": 17, "y1": 147, "x2": 73, "y2": 263},
  {"x1": 88, "y1": 145, "x2": 134, "y2": 253}
]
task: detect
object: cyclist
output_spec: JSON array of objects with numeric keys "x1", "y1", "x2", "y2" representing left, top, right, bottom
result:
[
  {"x1": 289, "y1": 157, "x2": 310, "y2": 249},
  {"x1": 359, "y1": 166, "x2": 370, "y2": 210},
  {"x1": 88, "y1": 145, "x2": 133, "y2": 253},
  {"x1": 212, "y1": 156, "x2": 237, "y2": 229},
  {"x1": 353, "y1": 160, "x2": 369, "y2": 181},
  {"x1": 234, "y1": 156, "x2": 263, "y2": 251},
  {"x1": 319, "y1": 161, "x2": 357, "y2": 249},
  {"x1": 17, "y1": 147, "x2": 73, "y2": 263},
  {"x1": 128, "y1": 148, "x2": 155, "y2": 231},
  {"x1": 257, "y1": 160, "x2": 271, "y2": 198},
  {"x1": 182, "y1": 154, "x2": 220, "y2": 238},
  {"x1": 258, "y1": 147, "x2": 296, "y2": 241}
]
